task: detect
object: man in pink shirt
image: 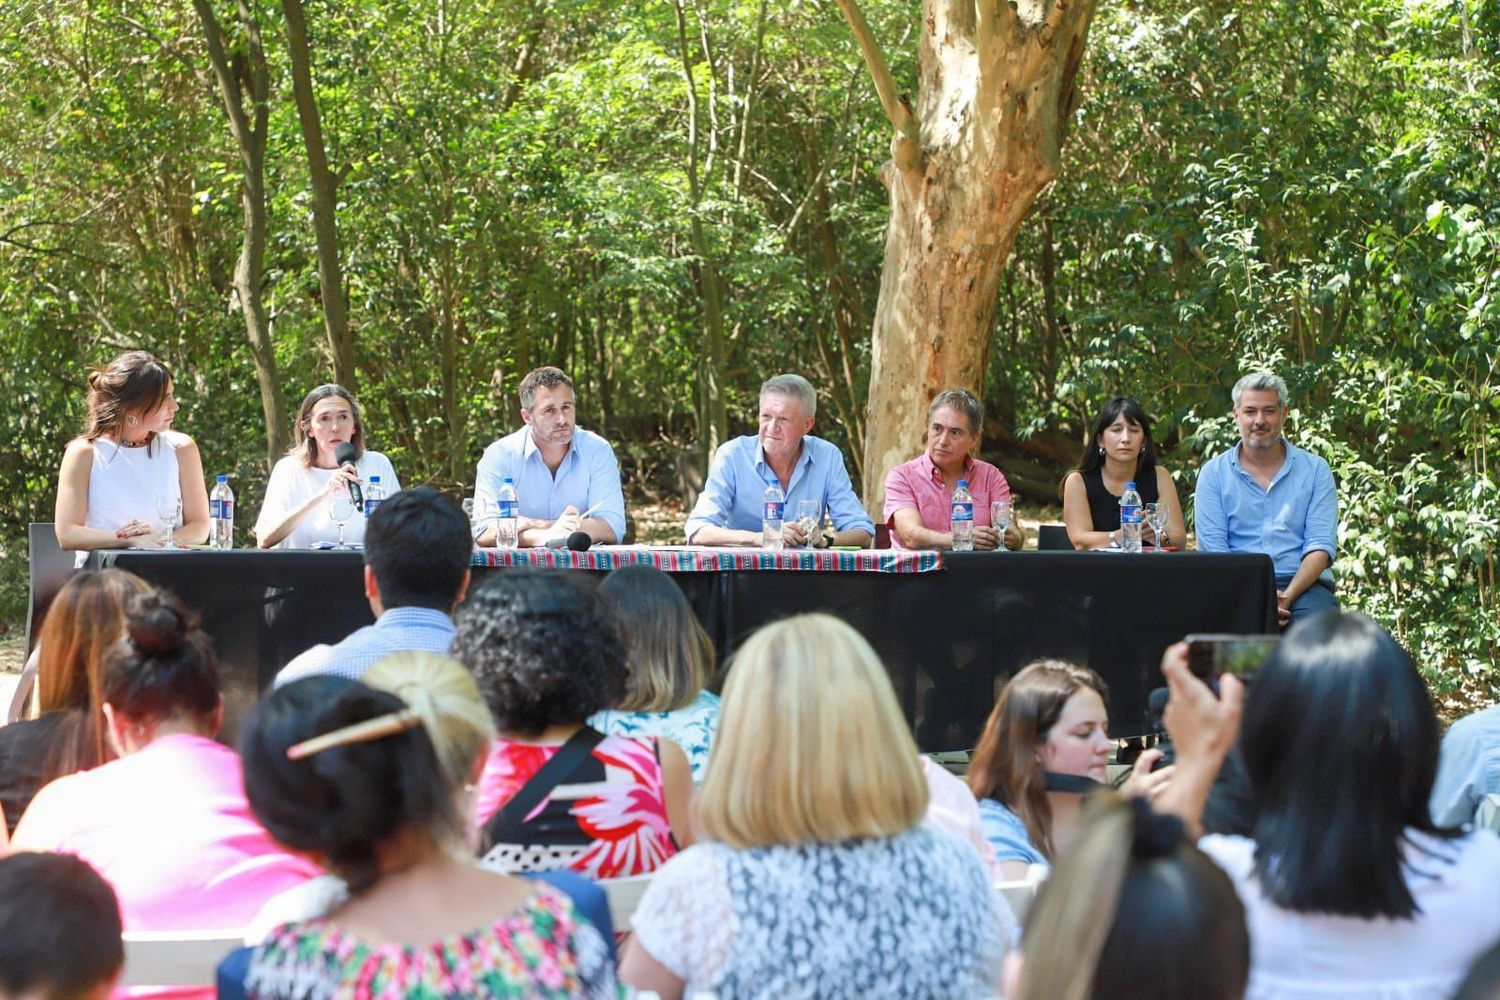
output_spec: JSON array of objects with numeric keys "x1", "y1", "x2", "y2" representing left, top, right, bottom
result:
[{"x1": 883, "y1": 388, "x2": 1024, "y2": 550}]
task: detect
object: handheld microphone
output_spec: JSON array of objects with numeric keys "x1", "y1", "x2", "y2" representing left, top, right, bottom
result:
[
  {"x1": 543, "y1": 531, "x2": 595, "y2": 552},
  {"x1": 333, "y1": 442, "x2": 363, "y2": 511}
]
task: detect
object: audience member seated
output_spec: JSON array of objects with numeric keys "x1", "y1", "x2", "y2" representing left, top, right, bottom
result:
[
  {"x1": 1061, "y1": 396, "x2": 1187, "y2": 550},
  {"x1": 254, "y1": 383, "x2": 400, "y2": 550},
  {"x1": 883, "y1": 387, "x2": 1024, "y2": 550},
  {"x1": 587, "y1": 564, "x2": 720, "y2": 784},
  {"x1": 1157, "y1": 611, "x2": 1500, "y2": 1000},
  {"x1": 11, "y1": 590, "x2": 317, "y2": 1000},
  {"x1": 54, "y1": 350, "x2": 210, "y2": 561},
  {"x1": 1431, "y1": 703, "x2": 1500, "y2": 828},
  {"x1": 0, "y1": 852, "x2": 124, "y2": 1000},
  {"x1": 273, "y1": 487, "x2": 472, "y2": 687},
  {"x1": 619, "y1": 614, "x2": 1003, "y2": 1000},
  {"x1": 1006, "y1": 794, "x2": 1249, "y2": 1000},
  {"x1": 238, "y1": 673, "x2": 618, "y2": 997},
  {"x1": 0, "y1": 568, "x2": 147, "y2": 834},
  {"x1": 454, "y1": 570, "x2": 694, "y2": 879},
  {"x1": 968, "y1": 659, "x2": 1169, "y2": 878},
  {"x1": 685, "y1": 373, "x2": 874, "y2": 548}
]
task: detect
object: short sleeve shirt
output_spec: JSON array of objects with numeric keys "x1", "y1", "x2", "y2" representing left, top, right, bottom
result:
[{"x1": 883, "y1": 454, "x2": 1012, "y2": 548}]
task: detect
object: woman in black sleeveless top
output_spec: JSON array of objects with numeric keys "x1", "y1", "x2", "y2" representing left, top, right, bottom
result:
[{"x1": 1061, "y1": 397, "x2": 1187, "y2": 549}]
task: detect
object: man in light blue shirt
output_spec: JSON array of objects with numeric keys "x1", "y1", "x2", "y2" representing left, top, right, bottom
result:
[
  {"x1": 1194, "y1": 371, "x2": 1338, "y2": 627},
  {"x1": 686, "y1": 373, "x2": 874, "y2": 547},
  {"x1": 275, "y1": 487, "x2": 471, "y2": 686},
  {"x1": 472, "y1": 366, "x2": 627, "y2": 546},
  {"x1": 1431, "y1": 704, "x2": 1500, "y2": 828}
]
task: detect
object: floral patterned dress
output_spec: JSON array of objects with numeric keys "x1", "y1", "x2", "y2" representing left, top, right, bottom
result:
[
  {"x1": 243, "y1": 882, "x2": 619, "y2": 999},
  {"x1": 474, "y1": 733, "x2": 680, "y2": 879}
]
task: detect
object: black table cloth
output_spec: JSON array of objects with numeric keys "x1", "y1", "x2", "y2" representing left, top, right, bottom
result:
[{"x1": 91, "y1": 549, "x2": 1276, "y2": 751}]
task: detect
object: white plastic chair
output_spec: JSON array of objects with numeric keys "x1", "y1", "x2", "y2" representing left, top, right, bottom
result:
[
  {"x1": 120, "y1": 929, "x2": 244, "y2": 987},
  {"x1": 601, "y1": 874, "x2": 653, "y2": 932}
]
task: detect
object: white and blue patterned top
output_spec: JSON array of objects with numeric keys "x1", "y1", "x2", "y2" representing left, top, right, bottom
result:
[
  {"x1": 977, "y1": 797, "x2": 1050, "y2": 869},
  {"x1": 273, "y1": 607, "x2": 456, "y2": 688},
  {"x1": 631, "y1": 826, "x2": 1004, "y2": 999},
  {"x1": 588, "y1": 690, "x2": 720, "y2": 785}
]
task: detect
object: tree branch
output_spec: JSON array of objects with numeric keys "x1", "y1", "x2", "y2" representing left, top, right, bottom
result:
[{"x1": 834, "y1": 0, "x2": 924, "y2": 173}]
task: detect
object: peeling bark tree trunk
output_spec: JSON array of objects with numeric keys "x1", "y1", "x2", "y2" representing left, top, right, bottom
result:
[
  {"x1": 838, "y1": 0, "x2": 1096, "y2": 515},
  {"x1": 282, "y1": 0, "x2": 356, "y2": 390},
  {"x1": 192, "y1": 0, "x2": 288, "y2": 468}
]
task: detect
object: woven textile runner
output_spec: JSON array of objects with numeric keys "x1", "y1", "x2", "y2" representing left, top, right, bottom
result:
[{"x1": 470, "y1": 545, "x2": 942, "y2": 573}]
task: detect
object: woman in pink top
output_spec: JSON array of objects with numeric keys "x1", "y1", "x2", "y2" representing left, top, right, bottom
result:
[
  {"x1": 883, "y1": 387, "x2": 1025, "y2": 550},
  {"x1": 12, "y1": 590, "x2": 318, "y2": 998}
]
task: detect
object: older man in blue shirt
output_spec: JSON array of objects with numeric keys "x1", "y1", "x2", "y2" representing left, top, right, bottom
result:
[
  {"x1": 473, "y1": 366, "x2": 627, "y2": 546},
  {"x1": 686, "y1": 374, "x2": 874, "y2": 547},
  {"x1": 1195, "y1": 371, "x2": 1339, "y2": 627}
]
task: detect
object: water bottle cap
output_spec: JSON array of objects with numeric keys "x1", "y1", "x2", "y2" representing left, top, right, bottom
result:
[
  {"x1": 1125, "y1": 481, "x2": 1136, "y2": 490},
  {"x1": 957, "y1": 479, "x2": 969, "y2": 488},
  {"x1": 216, "y1": 474, "x2": 228, "y2": 482}
]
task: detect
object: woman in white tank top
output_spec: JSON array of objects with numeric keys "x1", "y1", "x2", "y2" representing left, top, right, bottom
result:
[{"x1": 55, "y1": 351, "x2": 210, "y2": 560}]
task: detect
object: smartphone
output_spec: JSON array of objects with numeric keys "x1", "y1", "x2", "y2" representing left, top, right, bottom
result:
[{"x1": 1184, "y1": 634, "x2": 1280, "y2": 684}]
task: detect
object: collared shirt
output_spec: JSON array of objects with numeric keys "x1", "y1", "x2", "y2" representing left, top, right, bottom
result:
[
  {"x1": 1193, "y1": 439, "x2": 1337, "y2": 582},
  {"x1": 472, "y1": 426, "x2": 627, "y2": 543},
  {"x1": 1431, "y1": 705, "x2": 1500, "y2": 827},
  {"x1": 883, "y1": 453, "x2": 1012, "y2": 549},
  {"x1": 273, "y1": 606, "x2": 457, "y2": 688},
  {"x1": 685, "y1": 434, "x2": 875, "y2": 541}
]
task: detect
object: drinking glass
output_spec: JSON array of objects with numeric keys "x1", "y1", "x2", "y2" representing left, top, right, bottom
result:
[
  {"x1": 462, "y1": 497, "x2": 488, "y2": 538},
  {"x1": 155, "y1": 495, "x2": 181, "y2": 548},
  {"x1": 1145, "y1": 502, "x2": 1170, "y2": 549},
  {"x1": 795, "y1": 500, "x2": 821, "y2": 548},
  {"x1": 990, "y1": 500, "x2": 1013, "y2": 546},
  {"x1": 328, "y1": 495, "x2": 356, "y2": 549}
]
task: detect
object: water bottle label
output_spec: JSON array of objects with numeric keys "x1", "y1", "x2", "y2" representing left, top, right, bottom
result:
[
  {"x1": 1121, "y1": 505, "x2": 1142, "y2": 524},
  {"x1": 211, "y1": 499, "x2": 233, "y2": 519},
  {"x1": 498, "y1": 500, "x2": 519, "y2": 519},
  {"x1": 951, "y1": 502, "x2": 974, "y2": 522},
  {"x1": 763, "y1": 501, "x2": 784, "y2": 522}
]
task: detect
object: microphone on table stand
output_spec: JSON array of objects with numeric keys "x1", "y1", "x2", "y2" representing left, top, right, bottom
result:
[
  {"x1": 543, "y1": 531, "x2": 594, "y2": 552},
  {"x1": 333, "y1": 442, "x2": 364, "y2": 511}
]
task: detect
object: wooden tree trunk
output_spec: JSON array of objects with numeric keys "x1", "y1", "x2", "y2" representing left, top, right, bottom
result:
[
  {"x1": 839, "y1": 0, "x2": 1097, "y2": 514},
  {"x1": 192, "y1": 0, "x2": 289, "y2": 469},
  {"x1": 281, "y1": 0, "x2": 356, "y2": 390}
]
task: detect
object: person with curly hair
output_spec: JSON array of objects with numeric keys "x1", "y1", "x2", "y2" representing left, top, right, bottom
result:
[{"x1": 452, "y1": 569, "x2": 695, "y2": 879}]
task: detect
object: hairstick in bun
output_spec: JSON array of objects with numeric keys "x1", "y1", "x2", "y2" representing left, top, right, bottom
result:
[{"x1": 286, "y1": 709, "x2": 422, "y2": 760}]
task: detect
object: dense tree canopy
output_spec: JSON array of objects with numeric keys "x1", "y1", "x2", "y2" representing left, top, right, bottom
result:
[{"x1": 0, "y1": 0, "x2": 1495, "y2": 697}]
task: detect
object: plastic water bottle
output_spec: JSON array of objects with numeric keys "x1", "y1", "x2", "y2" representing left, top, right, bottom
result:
[
  {"x1": 950, "y1": 479, "x2": 975, "y2": 551},
  {"x1": 762, "y1": 482, "x2": 785, "y2": 550},
  {"x1": 210, "y1": 474, "x2": 234, "y2": 549},
  {"x1": 364, "y1": 475, "x2": 385, "y2": 519},
  {"x1": 496, "y1": 478, "x2": 520, "y2": 549},
  {"x1": 1119, "y1": 480, "x2": 1143, "y2": 552}
]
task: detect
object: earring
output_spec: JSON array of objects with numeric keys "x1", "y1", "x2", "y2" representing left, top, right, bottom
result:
[
  {"x1": 1097, "y1": 445, "x2": 1104, "y2": 456},
  {"x1": 128, "y1": 415, "x2": 139, "y2": 426}
]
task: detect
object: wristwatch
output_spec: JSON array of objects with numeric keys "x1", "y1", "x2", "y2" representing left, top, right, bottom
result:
[{"x1": 821, "y1": 530, "x2": 835, "y2": 549}]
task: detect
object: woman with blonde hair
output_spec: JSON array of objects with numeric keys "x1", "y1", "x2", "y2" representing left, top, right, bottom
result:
[
  {"x1": 1006, "y1": 793, "x2": 1249, "y2": 1000},
  {"x1": 589, "y1": 565, "x2": 720, "y2": 783},
  {"x1": 621, "y1": 613, "x2": 1003, "y2": 1000},
  {"x1": 0, "y1": 568, "x2": 149, "y2": 834}
]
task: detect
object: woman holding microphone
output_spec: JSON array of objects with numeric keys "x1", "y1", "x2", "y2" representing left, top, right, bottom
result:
[{"x1": 254, "y1": 384, "x2": 400, "y2": 549}]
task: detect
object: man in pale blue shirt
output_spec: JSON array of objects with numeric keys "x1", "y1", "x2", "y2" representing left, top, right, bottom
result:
[
  {"x1": 1431, "y1": 705, "x2": 1500, "y2": 828},
  {"x1": 1194, "y1": 371, "x2": 1338, "y2": 627},
  {"x1": 472, "y1": 366, "x2": 627, "y2": 546},
  {"x1": 686, "y1": 373, "x2": 874, "y2": 547},
  {"x1": 275, "y1": 487, "x2": 471, "y2": 686}
]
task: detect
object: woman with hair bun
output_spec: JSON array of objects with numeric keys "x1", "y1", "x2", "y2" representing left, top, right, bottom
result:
[
  {"x1": 1007, "y1": 794, "x2": 1250, "y2": 1000},
  {"x1": 0, "y1": 568, "x2": 149, "y2": 834},
  {"x1": 55, "y1": 350, "x2": 210, "y2": 558},
  {"x1": 238, "y1": 669, "x2": 618, "y2": 998},
  {"x1": 12, "y1": 589, "x2": 316, "y2": 997}
]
